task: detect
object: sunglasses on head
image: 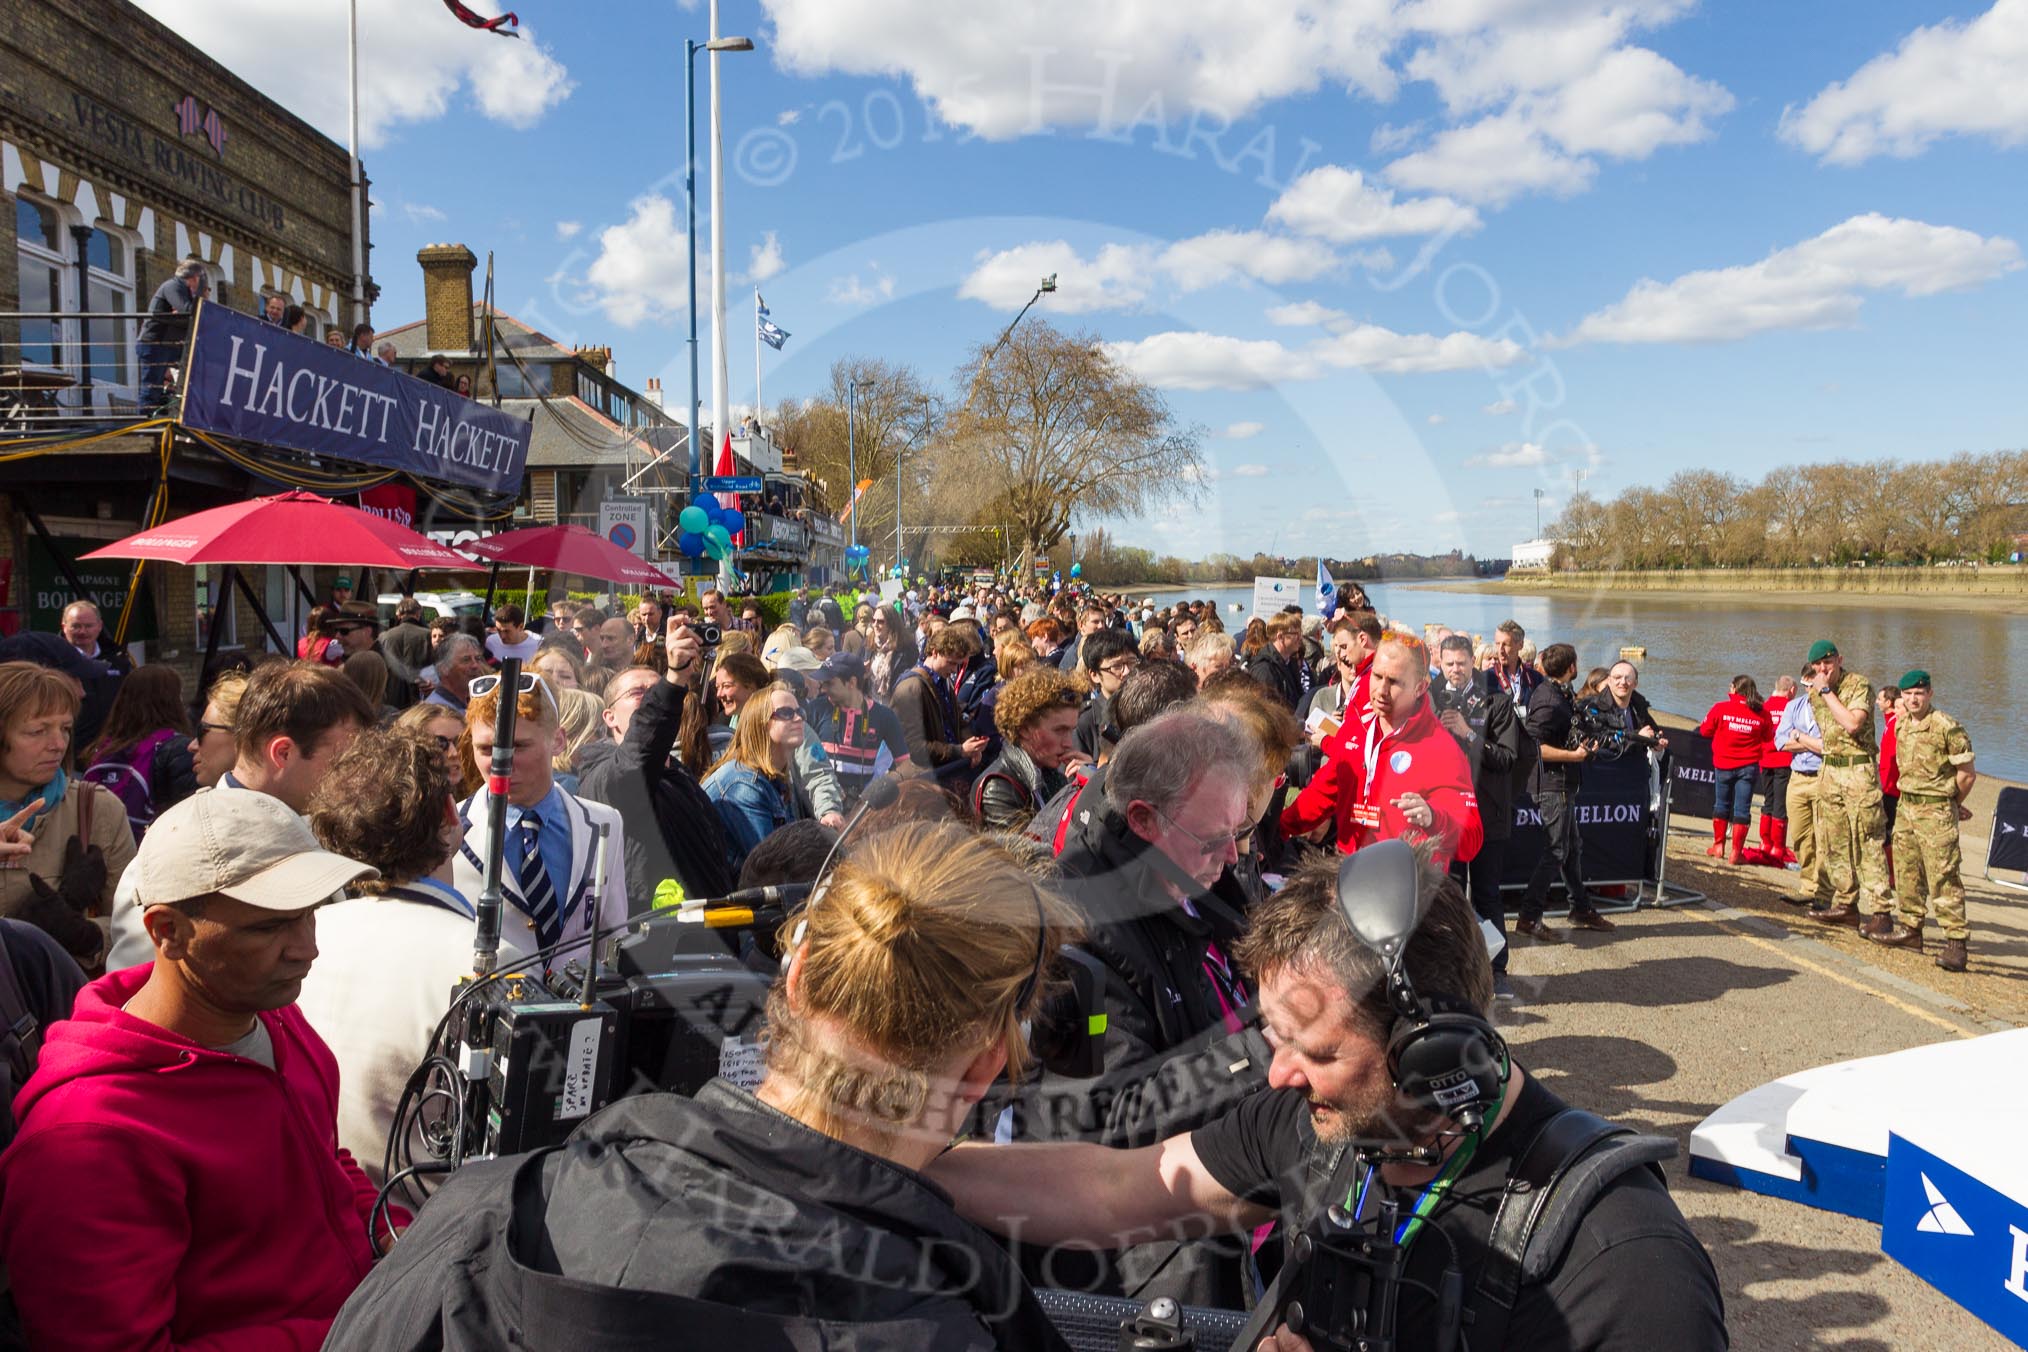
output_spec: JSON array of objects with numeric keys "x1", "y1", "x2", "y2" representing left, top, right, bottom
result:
[{"x1": 468, "y1": 670, "x2": 559, "y2": 716}]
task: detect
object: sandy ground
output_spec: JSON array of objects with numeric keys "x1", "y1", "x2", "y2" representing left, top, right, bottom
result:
[{"x1": 1497, "y1": 763, "x2": 2026, "y2": 1349}]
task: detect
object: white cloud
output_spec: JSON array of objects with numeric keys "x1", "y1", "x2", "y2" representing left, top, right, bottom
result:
[
  {"x1": 1106, "y1": 318, "x2": 1524, "y2": 389},
  {"x1": 1267, "y1": 165, "x2": 1481, "y2": 242},
  {"x1": 778, "y1": 108, "x2": 803, "y2": 126},
  {"x1": 1231, "y1": 463, "x2": 1271, "y2": 477},
  {"x1": 747, "y1": 232, "x2": 787, "y2": 283},
  {"x1": 828, "y1": 268, "x2": 898, "y2": 307},
  {"x1": 1467, "y1": 442, "x2": 1551, "y2": 468},
  {"x1": 399, "y1": 202, "x2": 446, "y2": 224},
  {"x1": 1370, "y1": 120, "x2": 1423, "y2": 155},
  {"x1": 1385, "y1": 112, "x2": 1595, "y2": 205},
  {"x1": 761, "y1": 0, "x2": 1401, "y2": 141},
  {"x1": 1562, "y1": 213, "x2": 2023, "y2": 346},
  {"x1": 131, "y1": 0, "x2": 571, "y2": 147},
  {"x1": 1265, "y1": 300, "x2": 1351, "y2": 329},
  {"x1": 1157, "y1": 230, "x2": 1341, "y2": 288},
  {"x1": 1483, "y1": 398, "x2": 1518, "y2": 414},
  {"x1": 1426, "y1": 413, "x2": 1446, "y2": 425},
  {"x1": 582, "y1": 195, "x2": 691, "y2": 328},
  {"x1": 1222, "y1": 421, "x2": 1265, "y2": 439},
  {"x1": 959, "y1": 241, "x2": 1150, "y2": 313},
  {"x1": 1781, "y1": 0, "x2": 2028, "y2": 164},
  {"x1": 555, "y1": 220, "x2": 583, "y2": 241}
]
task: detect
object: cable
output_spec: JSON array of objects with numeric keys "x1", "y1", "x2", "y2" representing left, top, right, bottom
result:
[{"x1": 368, "y1": 1161, "x2": 455, "y2": 1255}]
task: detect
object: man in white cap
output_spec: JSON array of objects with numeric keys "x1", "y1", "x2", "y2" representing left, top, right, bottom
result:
[{"x1": 0, "y1": 792, "x2": 391, "y2": 1351}]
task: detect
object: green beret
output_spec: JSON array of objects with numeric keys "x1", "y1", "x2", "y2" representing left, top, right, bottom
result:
[
  {"x1": 1898, "y1": 669, "x2": 1931, "y2": 691},
  {"x1": 1806, "y1": 639, "x2": 1838, "y2": 664}
]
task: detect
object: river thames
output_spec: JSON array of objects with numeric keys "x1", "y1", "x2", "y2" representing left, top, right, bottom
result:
[{"x1": 1168, "y1": 580, "x2": 2025, "y2": 781}]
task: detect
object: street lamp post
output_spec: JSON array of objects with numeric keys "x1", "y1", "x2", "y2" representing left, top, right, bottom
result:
[
  {"x1": 685, "y1": 34, "x2": 753, "y2": 500},
  {"x1": 846, "y1": 378, "x2": 857, "y2": 549}
]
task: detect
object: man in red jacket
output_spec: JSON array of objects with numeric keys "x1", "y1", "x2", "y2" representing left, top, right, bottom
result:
[
  {"x1": 1282, "y1": 635, "x2": 1483, "y2": 869},
  {"x1": 0, "y1": 791, "x2": 388, "y2": 1352}
]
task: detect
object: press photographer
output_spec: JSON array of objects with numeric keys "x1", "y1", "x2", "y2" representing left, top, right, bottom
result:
[{"x1": 930, "y1": 851, "x2": 1726, "y2": 1352}]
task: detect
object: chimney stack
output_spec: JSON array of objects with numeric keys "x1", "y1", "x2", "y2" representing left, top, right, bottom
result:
[
  {"x1": 643, "y1": 377, "x2": 664, "y2": 409},
  {"x1": 417, "y1": 243, "x2": 477, "y2": 352}
]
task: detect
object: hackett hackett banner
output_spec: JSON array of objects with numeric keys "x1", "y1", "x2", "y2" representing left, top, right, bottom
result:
[{"x1": 179, "y1": 302, "x2": 530, "y2": 496}]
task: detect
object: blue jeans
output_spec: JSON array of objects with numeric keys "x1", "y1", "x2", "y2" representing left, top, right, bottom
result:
[{"x1": 1713, "y1": 765, "x2": 1759, "y2": 823}]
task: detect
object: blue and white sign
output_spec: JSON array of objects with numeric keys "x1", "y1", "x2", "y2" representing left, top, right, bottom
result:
[
  {"x1": 180, "y1": 302, "x2": 529, "y2": 496},
  {"x1": 1883, "y1": 1133, "x2": 2028, "y2": 1346},
  {"x1": 1252, "y1": 575, "x2": 1302, "y2": 620},
  {"x1": 705, "y1": 475, "x2": 763, "y2": 494}
]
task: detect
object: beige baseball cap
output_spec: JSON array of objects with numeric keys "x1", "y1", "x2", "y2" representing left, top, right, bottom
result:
[{"x1": 135, "y1": 789, "x2": 378, "y2": 912}]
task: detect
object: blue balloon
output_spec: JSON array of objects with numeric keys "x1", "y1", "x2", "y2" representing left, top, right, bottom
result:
[
  {"x1": 722, "y1": 509, "x2": 746, "y2": 536},
  {"x1": 1070, "y1": 563, "x2": 1082, "y2": 577},
  {"x1": 691, "y1": 492, "x2": 716, "y2": 512},
  {"x1": 677, "y1": 530, "x2": 705, "y2": 557}
]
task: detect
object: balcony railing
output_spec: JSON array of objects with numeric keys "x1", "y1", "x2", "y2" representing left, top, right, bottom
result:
[{"x1": 1, "y1": 309, "x2": 156, "y2": 434}]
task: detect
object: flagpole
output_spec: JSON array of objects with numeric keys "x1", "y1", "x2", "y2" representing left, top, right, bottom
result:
[
  {"x1": 346, "y1": 0, "x2": 365, "y2": 325},
  {"x1": 754, "y1": 286, "x2": 763, "y2": 420},
  {"x1": 708, "y1": 0, "x2": 729, "y2": 482}
]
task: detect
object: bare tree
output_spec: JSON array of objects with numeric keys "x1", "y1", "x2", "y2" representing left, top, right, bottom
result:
[{"x1": 948, "y1": 321, "x2": 1204, "y2": 567}]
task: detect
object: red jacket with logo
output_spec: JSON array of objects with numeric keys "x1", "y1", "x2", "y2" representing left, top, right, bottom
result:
[
  {"x1": 1759, "y1": 695, "x2": 1793, "y2": 770},
  {"x1": 1280, "y1": 696, "x2": 1482, "y2": 868},
  {"x1": 1698, "y1": 693, "x2": 1772, "y2": 769}
]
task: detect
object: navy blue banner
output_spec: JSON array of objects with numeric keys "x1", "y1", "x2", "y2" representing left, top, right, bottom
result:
[{"x1": 179, "y1": 302, "x2": 529, "y2": 496}]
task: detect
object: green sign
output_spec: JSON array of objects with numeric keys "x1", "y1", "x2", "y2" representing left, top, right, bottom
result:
[{"x1": 25, "y1": 536, "x2": 158, "y2": 641}]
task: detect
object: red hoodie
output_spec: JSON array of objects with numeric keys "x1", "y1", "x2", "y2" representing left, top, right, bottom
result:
[
  {"x1": 0, "y1": 964, "x2": 392, "y2": 1351},
  {"x1": 1760, "y1": 694, "x2": 1793, "y2": 770},
  {"x1": 1698, "y1": 693, "x2": 1772, "y2": 769},
  {"x1": 1281, "y1": 696, "x2": 1483, "y2": 868}
]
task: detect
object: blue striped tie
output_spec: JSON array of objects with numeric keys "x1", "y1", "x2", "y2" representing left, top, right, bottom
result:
[{"x1": 515, "y1": 816, "x2": 560, "y2": 948}]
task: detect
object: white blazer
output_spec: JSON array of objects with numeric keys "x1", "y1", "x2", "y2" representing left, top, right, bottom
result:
[{"x1": 451, "y1": 784, "x2": 629, "y2": 972}]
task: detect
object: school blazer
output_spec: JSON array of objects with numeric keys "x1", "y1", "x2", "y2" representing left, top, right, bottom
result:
[{"x1": 451, "y1": 784, "x2": 629, "y2": 970}]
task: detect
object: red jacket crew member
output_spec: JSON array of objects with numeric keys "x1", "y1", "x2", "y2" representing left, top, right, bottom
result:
[{"x1": 1282, "y1": 635, "x2": 1483, "y2": 869}]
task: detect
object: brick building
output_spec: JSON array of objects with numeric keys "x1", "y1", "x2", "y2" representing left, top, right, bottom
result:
[{"x1": 0, "y1": 0, "x2": 494, "y2": 685}]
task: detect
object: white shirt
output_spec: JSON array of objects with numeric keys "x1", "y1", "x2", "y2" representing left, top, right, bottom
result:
[
  {"x1": 486, "y1": 632, "x2": 542, "y2": 663},
  {"x1": 293, "y1": 886, "x2": 476, "y2": 1184}
]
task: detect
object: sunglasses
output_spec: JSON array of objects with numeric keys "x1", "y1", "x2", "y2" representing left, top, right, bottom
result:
[
  {"x1": 768, "y1": 706, "x2": 806, "y2": 723},
  {"x1": 199, "y1": 721, "x2": 233, "y2": 736},
  {"x1": 431, "y1": 734, "x2": 456, "y2": 751},
  {"x1": 468, "y1": 671, "x2": 559, "y2": 716}
]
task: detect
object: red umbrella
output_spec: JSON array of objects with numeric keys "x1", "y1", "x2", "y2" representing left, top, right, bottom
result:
[
  {"x1": 462, "y1": 522, "x2": 679, "y2": 588},
  {"x1": 80, "y1": 490, "x2": 478, "y2": 570}
]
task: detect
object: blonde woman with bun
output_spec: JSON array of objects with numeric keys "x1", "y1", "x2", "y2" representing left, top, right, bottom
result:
[{"x1": 324, "y1": 821, "x2": 1081, "y2": 1349}]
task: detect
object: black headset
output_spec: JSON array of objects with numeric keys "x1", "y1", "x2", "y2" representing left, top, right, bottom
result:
[{"x1": 1337, "y1": 843, "x2": 1508, "y2": 1133}]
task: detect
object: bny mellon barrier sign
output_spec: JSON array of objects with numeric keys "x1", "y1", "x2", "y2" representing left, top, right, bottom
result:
[{"x1": 179, "y1": 303, "x2": 529, "y2": 496}]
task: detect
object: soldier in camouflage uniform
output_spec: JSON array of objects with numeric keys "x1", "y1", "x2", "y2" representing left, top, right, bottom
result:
[
  {"x1": 1801, "y1": 639, "x2": 1893, "y2": 935},
  {"x1": 1869, "y1": 670, "x2": 1976, "y2": 972}
]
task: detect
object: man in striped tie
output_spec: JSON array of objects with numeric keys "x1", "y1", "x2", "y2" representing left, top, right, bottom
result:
[{"x1": 452, "y1": 672, "x2": 628, "y2": 969}]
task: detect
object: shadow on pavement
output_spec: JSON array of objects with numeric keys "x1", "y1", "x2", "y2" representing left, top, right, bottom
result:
[
  {"x1": 1519, "y1": 953, "x2": 1796, "y2": 1009},
  {"x1": 1514, "y1": 1033, "x2": 1719, "y2": 1138},
  {"x1": 1688, "y1": 1208, "x2": 1894, "y2": 1351}
]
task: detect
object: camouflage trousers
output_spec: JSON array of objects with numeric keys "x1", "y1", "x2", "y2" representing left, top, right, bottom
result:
[
  {"x1": 1818, "y1": 761, "x2": 1891, "y2": 914},
  {"x1": 1892, "y1": 797, "x2": 1967, "y2": 939}
]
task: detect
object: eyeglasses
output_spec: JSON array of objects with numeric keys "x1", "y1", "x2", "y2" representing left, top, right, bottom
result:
[
  {"x1": 199, "y1": 721, "x2": 233, "y2": 736},
  {"x1": 468, "y1": 671, "x2": 559, "y2": 716},
  {"x1": 1153, "y1": 807, "x2": 1244, "y2": 858},
  {"x1": 768, "y1": 706, "x2": 806, "y2": 723},
  {"x1": 431, "y1": 734, "x2": 456, "y2": 751},
  {"x1": 1099, "y1": 658, "x2": 1138, "y2": 678}
]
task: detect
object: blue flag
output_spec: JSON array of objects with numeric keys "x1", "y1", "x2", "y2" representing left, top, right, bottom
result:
[
  {"x1": 756, "y1": 294, "x2": 769, "y2": 317},
  {"x1": 1315, "y1": 560, "x2": 1338, "y2": 619},
  {"x1": 759, "y1": 317, "x2": 790, "y2": 350}
]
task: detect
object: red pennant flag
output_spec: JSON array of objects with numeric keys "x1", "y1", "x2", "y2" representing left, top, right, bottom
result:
[
  {"x1": 715, "y1": 431, "x2": 745, "y2": 547},
  {"x1": 442, "y1": 1, "x2": 520, "y2": 36}
]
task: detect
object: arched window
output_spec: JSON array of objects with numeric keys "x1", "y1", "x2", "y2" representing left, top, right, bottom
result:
[{"x1": 13, "y1": 196, "x2": 68, "y2": 370}]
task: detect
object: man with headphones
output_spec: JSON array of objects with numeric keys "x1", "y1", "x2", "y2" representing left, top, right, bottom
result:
[{"x1": 932, "y1": 854, "x2": 1726, "y2": 1351}]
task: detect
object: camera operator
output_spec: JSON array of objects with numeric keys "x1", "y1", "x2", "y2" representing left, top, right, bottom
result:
[
  {"x1": 1432, "y1": 635, "x2": 1522, "y2": 1000},
  {"x1": 325, "y1": 822, "x2": 1081, "y2": 1350},
  {"x1": 1516, "y1": 644, "x2": 1616, "y2": 942},
  {"x1": 930, "y1": 858, "x2": 1727, "y2": 1352}
]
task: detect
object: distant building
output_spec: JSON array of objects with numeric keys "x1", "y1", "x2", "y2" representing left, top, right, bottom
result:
[{"x1": 1511, "y1": 538, "x2": 1558, "y2": 571}]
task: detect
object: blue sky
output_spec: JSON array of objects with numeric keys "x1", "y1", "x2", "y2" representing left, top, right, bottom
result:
[{"x1": 143, "y1": 0, "x2": 2028, "y2": 560}]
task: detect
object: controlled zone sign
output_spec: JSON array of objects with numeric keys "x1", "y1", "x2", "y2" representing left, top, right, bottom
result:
[
  {"x1": 598, "y1": 498, "x2": 652, "y2": 561},
  {"x1": 1883, "y1": 1133, "x2": 2028, "y2": 1346},
  {"x1": 1252, "y1": 575, "x2": 1302, "y2": 619}
]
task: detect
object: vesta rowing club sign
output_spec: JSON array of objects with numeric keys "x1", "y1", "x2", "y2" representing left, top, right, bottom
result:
[{"x1": 179, "y1": 303, "x2": 529, "y2": 496}]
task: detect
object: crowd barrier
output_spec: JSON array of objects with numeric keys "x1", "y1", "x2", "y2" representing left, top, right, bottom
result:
[
  {"x1": 1983, "y1": 785, "x2": 2028, "y2": 895},
  {"x1": 1494, "y1": 749, "x2": 1703, "y2": 910}
]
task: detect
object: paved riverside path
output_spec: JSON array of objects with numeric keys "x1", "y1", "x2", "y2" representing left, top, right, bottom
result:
[{"x1": 1495, "y1": 833, "x2": 2025, "y2": 1351}]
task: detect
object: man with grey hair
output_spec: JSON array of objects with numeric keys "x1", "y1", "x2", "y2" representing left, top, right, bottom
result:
[
  {"x1": 423, "y1": 632, "x2": 485, "y2": 714},
  {"x1": 1012, "y1": 707, "x2": 1272, "y2": 1307},
  {"x1": 1184, "y1": 629, "x2": 1235, "y2": 687},
  {"x1": 138, "y1": 258, "x2": 208, "y2": 407}
]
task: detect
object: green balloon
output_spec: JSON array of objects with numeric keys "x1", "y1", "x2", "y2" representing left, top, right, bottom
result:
[
  {"x1": 678, "y1": 505, "x2": 709, "y2": 533},
  {"x1": 705, "y1": 523, "x2": 732, "y2": 549}
]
